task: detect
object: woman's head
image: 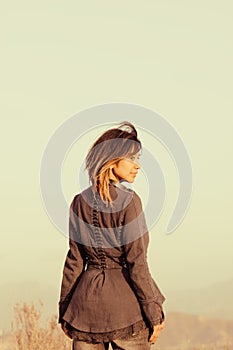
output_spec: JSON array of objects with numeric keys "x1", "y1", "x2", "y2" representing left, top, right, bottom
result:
[{"x1": 85, "y1": 121, "x2": 141, "y2": 205}]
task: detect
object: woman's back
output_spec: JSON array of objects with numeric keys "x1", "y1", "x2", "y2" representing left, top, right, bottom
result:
[{"x1": 59, "y1": 180, "x2": 165, "y2": 341}]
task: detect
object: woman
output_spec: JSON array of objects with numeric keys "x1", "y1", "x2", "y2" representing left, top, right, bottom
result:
[{"x1": 58, "y1": 122, "x2": 166, "y2": 350}]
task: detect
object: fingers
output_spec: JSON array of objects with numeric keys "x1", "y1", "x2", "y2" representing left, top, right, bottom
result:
[
  {"x1": 149, "y1": 322, "x2": 165, "y2": 344},
  {"x1": 149, "y1": 333, "x2": 157, "y2": 344},
  {"x1": 149, "y1": 331, "x2": 161, "y2": 344}
]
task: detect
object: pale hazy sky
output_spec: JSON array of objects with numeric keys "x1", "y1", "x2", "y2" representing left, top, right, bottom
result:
[{"x1": 1, "y1": 0, "x2": 232, "y2": 296}]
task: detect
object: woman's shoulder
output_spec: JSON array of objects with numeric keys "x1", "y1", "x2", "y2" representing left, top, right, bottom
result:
[
  {"x1": 69, "y1": 187, "x2": 92, "y2": 209},
  {"x1": 70, "y1": 184, "x2": 142, "y2": 213},
  {"x1": 111, "y1": 183, "x2": 143, "y2": 214}
]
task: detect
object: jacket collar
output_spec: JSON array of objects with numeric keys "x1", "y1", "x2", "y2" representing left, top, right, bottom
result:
[{"x1": 109, "y1": 179, "x2": 129, "y2": 191}]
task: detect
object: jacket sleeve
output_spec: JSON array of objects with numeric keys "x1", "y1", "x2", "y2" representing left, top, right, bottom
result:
[
  {"x1": 122, "y1": 191, "x2": 166, "y2": 327},
  {"x1": 58, "y1": 195, "x2": 86, "y2": 324}
]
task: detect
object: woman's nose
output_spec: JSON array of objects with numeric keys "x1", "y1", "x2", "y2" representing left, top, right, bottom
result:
[{"x1": 134, "y1": 160, "x2": 141, "y2": 169}]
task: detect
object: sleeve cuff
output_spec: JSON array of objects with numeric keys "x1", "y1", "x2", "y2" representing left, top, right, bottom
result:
[{"x1": 141, "y1": 302, "x2": 165, "y2": 326}]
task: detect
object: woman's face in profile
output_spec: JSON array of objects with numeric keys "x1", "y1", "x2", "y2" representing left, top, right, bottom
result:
[{"x1": 112, "y1": 151, "x2": 141, "y2": 183}]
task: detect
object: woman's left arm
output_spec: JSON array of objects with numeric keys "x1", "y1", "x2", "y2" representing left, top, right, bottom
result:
[
  {"x1": 58, "y1": 195, "x2": 85, "y2": 323},
  {"x1": 122, "y1": 191, "x2": 166, "y2": 327}
]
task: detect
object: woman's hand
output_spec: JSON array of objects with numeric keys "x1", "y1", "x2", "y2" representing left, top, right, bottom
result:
[
  {"x1": 149, "y1": 321, "x2": 165, "y2": 344},
  {"x1": 60, "y1": 321, "x2": 72, "y2": 339}
]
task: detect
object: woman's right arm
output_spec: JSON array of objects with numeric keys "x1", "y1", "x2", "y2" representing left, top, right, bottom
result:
[
  {"x1": 58, "y1": 195, "x2": 85, "y2": 324},
  {"x1": 122, "y1": 191, "x2": 166, "y2": 327}
]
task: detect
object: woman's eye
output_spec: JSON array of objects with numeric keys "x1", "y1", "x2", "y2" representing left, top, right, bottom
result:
[{"x1": 129, "y1": 156, "x2": 140, "y2": 161}]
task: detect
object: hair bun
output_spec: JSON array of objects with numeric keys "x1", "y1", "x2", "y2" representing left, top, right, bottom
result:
[{"x1": 118, "y1": 121, "x2": 138, "y2": 137}]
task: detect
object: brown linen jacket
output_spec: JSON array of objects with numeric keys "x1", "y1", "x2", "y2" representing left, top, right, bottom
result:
[{"x1": 58, "y1": 180, "x2": 166, "y2": 333}]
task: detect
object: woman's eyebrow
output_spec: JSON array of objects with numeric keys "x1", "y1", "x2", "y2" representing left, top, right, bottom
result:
[
  {"x1": 129, "y1": 151, "x2": 141, "y2": 156},
  {"x1": 128, "y1": 154, "x2": 140, "y2": 158}
]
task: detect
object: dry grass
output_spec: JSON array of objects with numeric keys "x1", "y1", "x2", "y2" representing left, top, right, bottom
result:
[
  {"x1": 11, "y1": 301, "x2": 71, "y2": 350},
  {"x1": 6, "y1": 301, "x2": 233, "y2": 350}
]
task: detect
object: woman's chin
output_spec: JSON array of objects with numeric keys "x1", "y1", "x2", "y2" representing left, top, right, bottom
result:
[{"x1": 127, "y1": 178, "x2": 135, "y2": 183}]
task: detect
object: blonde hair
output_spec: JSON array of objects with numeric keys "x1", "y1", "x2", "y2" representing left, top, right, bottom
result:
[{"x1": 85, "y1": 121, "x2": 141, "y2": 207}]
